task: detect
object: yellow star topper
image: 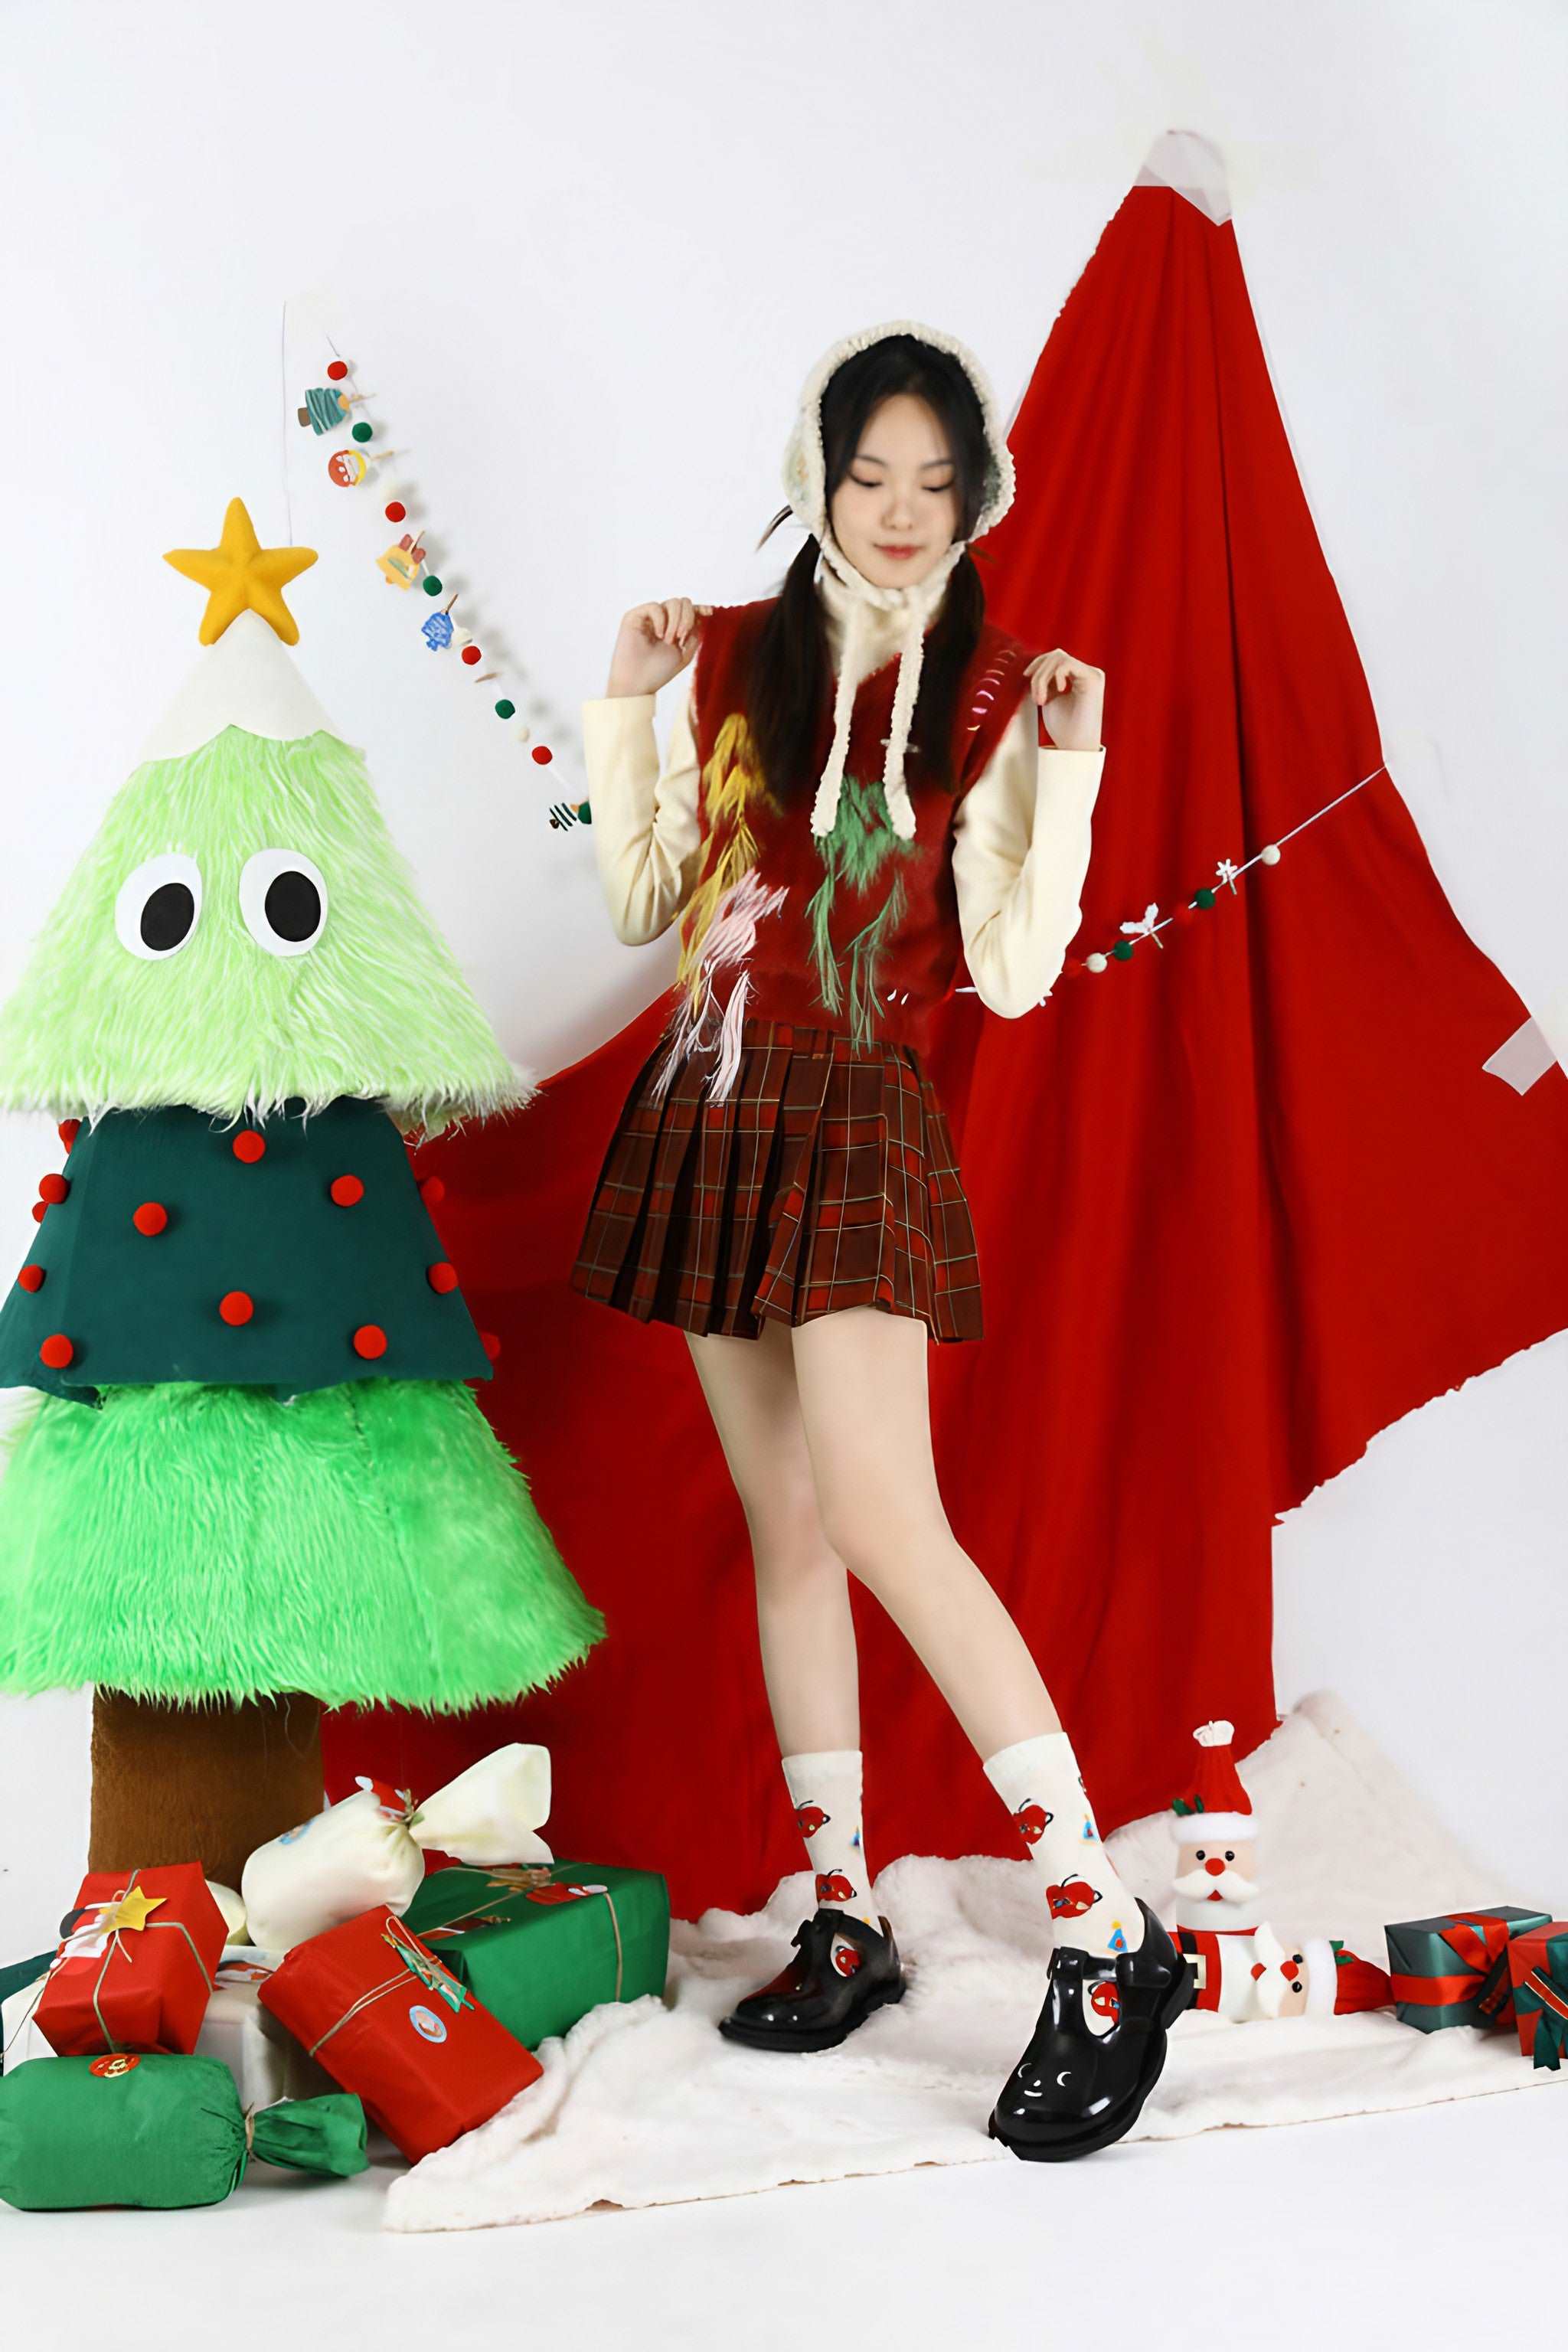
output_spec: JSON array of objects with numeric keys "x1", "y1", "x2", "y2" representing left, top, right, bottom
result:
[
  {"x1": 164, "y1": 497, "x2": 318, "y2": 646},
  {"x1": 97, "y1": 1886, "x2": 167, "y2": 1935}
]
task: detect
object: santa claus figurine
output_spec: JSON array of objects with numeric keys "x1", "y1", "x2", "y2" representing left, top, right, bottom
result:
[
  {"x1": 1168, "y1": 1720, "x2": 1265, "y2": 1930},
  {"x1": 1177, "y1": 1920, "x2": 1393, "y2": 2022}
]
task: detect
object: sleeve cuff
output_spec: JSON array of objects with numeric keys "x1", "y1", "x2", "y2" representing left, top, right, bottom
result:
[
  {"x1": 581, "y1": 691, "x2": 658, "y2": 738},
  {"x1": 1037, "y1": 742, "x2": 1106, "y2": 805}
]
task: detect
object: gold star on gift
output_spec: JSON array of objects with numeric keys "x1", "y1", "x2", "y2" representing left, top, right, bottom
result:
[
  {"x1": 164, "y1": 497, "x2": 318, "y2": 645},
  {"x1": 97, "y1": 1886, "x2": 167, "y2": 1934}
]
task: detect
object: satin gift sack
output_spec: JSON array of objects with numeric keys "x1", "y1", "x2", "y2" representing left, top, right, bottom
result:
[{"x1": 241, "y1": 1745, "x2": 553, "y2": 1951}]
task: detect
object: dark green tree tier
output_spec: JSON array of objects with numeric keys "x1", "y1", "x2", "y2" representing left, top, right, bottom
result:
[{"x1": 2, "y1": 1098, "x2": 489, "y2": 1403}]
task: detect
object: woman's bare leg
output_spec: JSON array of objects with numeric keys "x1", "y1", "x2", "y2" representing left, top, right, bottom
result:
[
  {"x1": 683, "y1": 1315, "x2": 861, "y2": 1755},
  {"x1": 785, "y1": 1305, "x2": 1185, "y2": 2138},
  {"x1": 788, "y1": 1304, "x2": 1060, "y2": 1756}
]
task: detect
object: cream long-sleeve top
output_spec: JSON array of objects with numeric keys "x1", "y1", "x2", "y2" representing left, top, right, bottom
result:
[{"x1": 581, "y1": 577, "x2": 1106, "y2": 1021}]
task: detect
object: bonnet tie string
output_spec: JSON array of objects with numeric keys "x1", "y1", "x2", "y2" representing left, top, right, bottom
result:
[
  {"x1": 810, "y1": 537, "x2": 964, "y2": 843},
  {"x1": 809, "y1": 590, "x2": 869, "y2": 840}
]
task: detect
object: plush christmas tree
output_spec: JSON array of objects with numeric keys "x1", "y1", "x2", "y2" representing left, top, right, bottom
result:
[{"x1": 0, "y1": 499, "x2": 604, "y2": 1881}]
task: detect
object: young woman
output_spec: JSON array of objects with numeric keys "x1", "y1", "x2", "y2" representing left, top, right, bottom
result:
[{"x1": 570, "y1": 321, "x2": 1192, "y2": 2161}]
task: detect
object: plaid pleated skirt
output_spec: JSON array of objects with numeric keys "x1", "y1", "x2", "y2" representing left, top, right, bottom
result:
[{"x1": 570, "y1": 1016, "x2": 985, "y2": 1343}]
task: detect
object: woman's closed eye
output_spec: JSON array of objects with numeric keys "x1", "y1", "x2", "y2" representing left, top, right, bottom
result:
[{"x1": 850, "y1": 475, "x2": 955, "y2": 493}]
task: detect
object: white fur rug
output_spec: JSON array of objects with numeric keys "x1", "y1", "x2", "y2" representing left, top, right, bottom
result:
[{"x1": 385, "y1": 1691, "x2": 1561, "y2": 2232}]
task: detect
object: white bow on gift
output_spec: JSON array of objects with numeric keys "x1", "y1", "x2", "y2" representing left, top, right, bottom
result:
[{"x1": 240, "y1": 1743, "x2": 553, "y2": 1952}]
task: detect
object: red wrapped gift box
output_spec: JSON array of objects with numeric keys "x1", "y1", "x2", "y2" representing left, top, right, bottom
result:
[
  {"x1": 259, "y1": 1906, "x2": 541, "y2": 2162},
  {"x1": 1506, "y1": 1920, "x2": 1568, "y2": 2067},
  {"x1": 34, "y1": 1864, "x2": 227, "y2": 2056}
]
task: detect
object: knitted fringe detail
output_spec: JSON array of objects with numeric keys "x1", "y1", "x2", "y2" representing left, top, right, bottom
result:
[
  {"x1": 805, "y1": 773, "x2": 917, "y2": 1045},
  {"x1": 678, "y1": 714, "x2": 776, "y2": 1002},
  {"x1": 652, "y1": 867, "x2": 789, "y2": 1107}
]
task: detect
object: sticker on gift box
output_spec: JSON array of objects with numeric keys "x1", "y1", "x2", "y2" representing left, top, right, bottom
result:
[
  {"x1": 215, "y1": 1959, "x2": 276, "y2": 1987},
  {"x1": 408, "y1": 2003, "x2": 447, "y2": 2045},
  {"x1": 90, "y1": 2053, "x2": 141, "y2": 2077}
]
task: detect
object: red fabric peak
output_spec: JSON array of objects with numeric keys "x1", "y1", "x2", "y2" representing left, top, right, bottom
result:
[{"x1": 326, "y1": 181, "x2": 1568, "y2": 1921}]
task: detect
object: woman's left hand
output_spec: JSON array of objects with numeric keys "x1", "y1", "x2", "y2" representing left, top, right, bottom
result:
[{"x1": 1026, "y1": 648, "x2": 1104, "y2": 753}]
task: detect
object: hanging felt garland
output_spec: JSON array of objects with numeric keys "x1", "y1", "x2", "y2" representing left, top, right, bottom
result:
[
  {"x1": 282, "y1": 313, "x2": 589, "y2": 830},
  {"x1": 954, "y1": 763, "x2": 1384, "y2": 1008}
]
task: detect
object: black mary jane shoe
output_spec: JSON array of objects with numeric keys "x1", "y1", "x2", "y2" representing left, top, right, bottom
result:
[
  {"x1": 988, "y1": 1899, "x2": 1195, "y2": 2162},
  {"x1": 717, "y1": 1908, "x2": 906, "y2": 2053}
]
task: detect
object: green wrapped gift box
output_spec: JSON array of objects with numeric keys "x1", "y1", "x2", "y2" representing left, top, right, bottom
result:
[
  {"x1": 1384, "y1": 1906, "x2": 1553, "y2": 2033},
  {"x1": 401, "y1": 1860, "x2": 670, "y2": 2050}
]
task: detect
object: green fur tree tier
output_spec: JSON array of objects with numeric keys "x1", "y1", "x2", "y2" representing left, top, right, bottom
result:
[{"x1": 0, "y1": 1379, "x2": 603, "y2": 1708}]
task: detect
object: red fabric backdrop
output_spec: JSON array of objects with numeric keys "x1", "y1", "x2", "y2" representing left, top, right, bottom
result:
[{"x1": 326, "y1": 180, "x2": 1568, "y2": 1919}]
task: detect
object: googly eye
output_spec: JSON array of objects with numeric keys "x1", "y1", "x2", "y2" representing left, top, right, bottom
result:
[
  {"x1": 115, "y1": 852, "x2": 203, "y2": 959},
  {"x1": 239, "y1": 849, "x2": 328, "y2": 957}
]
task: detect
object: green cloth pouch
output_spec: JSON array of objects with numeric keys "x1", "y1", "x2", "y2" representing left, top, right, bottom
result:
[{"x1": 0, "y1": 2050, "x2": 367, "y2": 2210}]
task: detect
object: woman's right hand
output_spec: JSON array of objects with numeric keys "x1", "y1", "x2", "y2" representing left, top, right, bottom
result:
[{"x1": 606, "y1": 599, "x2": 710, "y2": 697}]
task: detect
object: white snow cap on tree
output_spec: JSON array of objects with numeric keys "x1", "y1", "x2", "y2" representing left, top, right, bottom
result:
[
  {"x1": 136, "y1": 609, "x2": 348, "y2": 763},
  {"x1": 779, "y1": 318, "x2": 1017, "y2": 845}
]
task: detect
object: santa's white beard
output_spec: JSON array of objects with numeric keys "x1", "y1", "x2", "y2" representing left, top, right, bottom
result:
[
  {"x1": 1170, "y1": 1863, "x2": 1266, "y2": 1930},
  {"x1": 1172, "y1": 1864, "x2": 1260, "y2": 1904}
]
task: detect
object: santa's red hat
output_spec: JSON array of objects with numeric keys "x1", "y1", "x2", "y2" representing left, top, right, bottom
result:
[
  {"x1": 1302, "y1": 1939, "x2": 1394, "y2": 2017},
  {"x1": 1169, "y1": 1720, "x2": 1259, "y2": 1845}
]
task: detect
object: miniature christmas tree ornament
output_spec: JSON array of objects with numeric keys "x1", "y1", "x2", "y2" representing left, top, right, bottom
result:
[{"x1": 0, "y1": 500, "x2": 604, "y2": 1882}]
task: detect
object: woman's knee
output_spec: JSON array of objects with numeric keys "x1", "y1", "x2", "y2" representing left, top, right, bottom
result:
[
  {"x1": 815, "y1": 1485, "x2": 947, "y2": 1590},
  {"x1": 740, "y1": 1477, "x2": 840, "y2": 1586}
]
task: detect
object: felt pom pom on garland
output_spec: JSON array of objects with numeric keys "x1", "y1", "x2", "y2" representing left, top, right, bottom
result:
[{"x1": 289, "y1": 328, "x2": 580, "y2": 791}]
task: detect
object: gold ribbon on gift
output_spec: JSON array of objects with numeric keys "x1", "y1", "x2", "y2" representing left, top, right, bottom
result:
[
  {"x1": 381, "y1": 1914, "x2": 475, "y2": 2015},
  {"x1": 599, "y1": 1888, "x2": 625, "y2": 2002},
  {"x1": 307, "y1": 1916, "x2": 472, "y2": 2058},
  {"x1": 306, "y1": 1967, "x2": 412, "y2": 2058},
  {"x1": 46, "y1": 1869, "x2": 218, "y2": 2054}
]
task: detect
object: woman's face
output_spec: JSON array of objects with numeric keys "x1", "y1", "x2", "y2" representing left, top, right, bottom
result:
[{"x1": 827, "y1": 392, "x2": 961, "y2": 590}]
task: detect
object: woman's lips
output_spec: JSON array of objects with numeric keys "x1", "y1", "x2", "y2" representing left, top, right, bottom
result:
[{"x1": 875, "y1": 544, "x2": 921, "y2": 560}]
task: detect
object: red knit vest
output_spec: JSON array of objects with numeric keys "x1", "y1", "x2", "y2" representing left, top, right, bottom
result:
[{"x1": 678, "y1": 596, "x2": 1037, "y2": 1054}]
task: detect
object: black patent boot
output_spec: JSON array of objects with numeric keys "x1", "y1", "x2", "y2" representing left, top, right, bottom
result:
[
  {"x1": 718, "y1": 1909, "x2": 906, "y2": 2053},
  {"x1": 989, "y1": 1899, "x2": 1195, "y2": 2161}
]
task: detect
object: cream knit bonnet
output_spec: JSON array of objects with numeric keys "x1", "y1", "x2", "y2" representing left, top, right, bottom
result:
[{"x1": 779, "y1": 319, "x2": 1017, "y2": 842}]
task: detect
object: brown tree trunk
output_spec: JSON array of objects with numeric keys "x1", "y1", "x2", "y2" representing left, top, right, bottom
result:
[{"x1": 89, "y1": 1690, "x2": 325, "y2": 1892}]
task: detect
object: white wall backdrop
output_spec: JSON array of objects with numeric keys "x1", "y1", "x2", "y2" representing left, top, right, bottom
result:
[{"x1": 1, "y1": 0, "x2": 1563, "y2": 1949}]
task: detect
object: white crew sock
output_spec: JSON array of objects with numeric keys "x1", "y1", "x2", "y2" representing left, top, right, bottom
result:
[
  {"x1": 780, "y1": 1749, "x2": 881, "y2": 1936},
  {"x1": 983, "y1": 1730, "x2": 1147, "y2": 1961}
]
